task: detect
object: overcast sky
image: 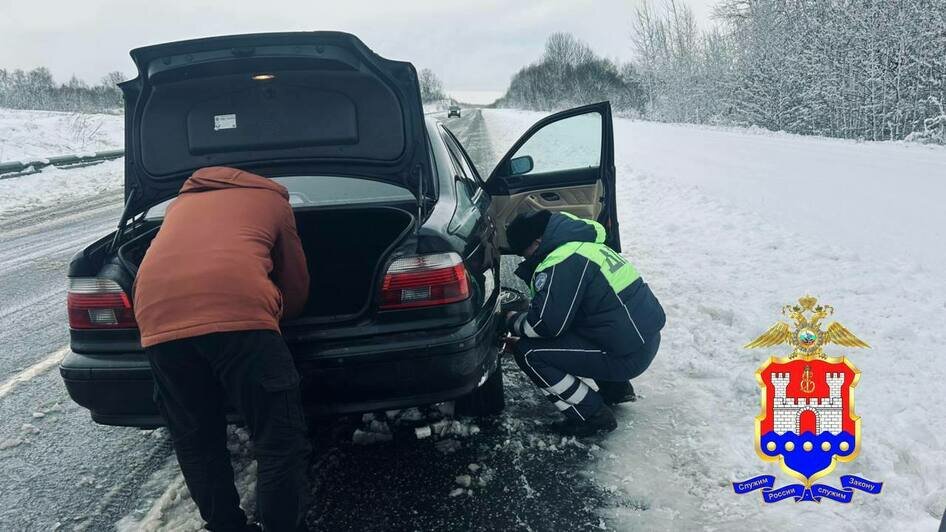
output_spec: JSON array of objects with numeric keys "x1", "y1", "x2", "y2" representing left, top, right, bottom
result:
[{"x1": 0, "y1": 0, "x2": 717, "y2": 92}]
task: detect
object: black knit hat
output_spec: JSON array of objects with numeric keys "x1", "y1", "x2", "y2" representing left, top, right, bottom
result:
[{"x1": 506, "y1": 210, "x2": 552, "y2": 255}]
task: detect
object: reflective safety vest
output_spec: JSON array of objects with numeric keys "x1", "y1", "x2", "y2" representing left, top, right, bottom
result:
[
  {"x1": 510, "y1": 211, "x2": 665, "y2": 355},
  {"x1": 529, "y1": 211, "x2": 639, "y2": 297},
  {"x1": 532, "y1": 240, "x2": 640, "y2": 297}
]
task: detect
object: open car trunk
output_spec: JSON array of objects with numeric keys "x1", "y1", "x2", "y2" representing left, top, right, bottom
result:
[
  {"x1": 119, "y1": 205, "x2": 414, "y2": 324},
  {"x1": 291, "y1": 206, "x2": 413, "y2": 321},
  {"x1": 120, "y1": 32, "x2": 431, "y2": 216}
]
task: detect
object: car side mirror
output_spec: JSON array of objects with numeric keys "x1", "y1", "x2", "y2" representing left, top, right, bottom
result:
[{"x1": 509, "y1": 155, "x2": 534, "y2": 176}]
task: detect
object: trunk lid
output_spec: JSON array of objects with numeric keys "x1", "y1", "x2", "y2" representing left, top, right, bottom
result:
[{"x1": 120, "y1": 32, "x2": 430, "y2": 215}]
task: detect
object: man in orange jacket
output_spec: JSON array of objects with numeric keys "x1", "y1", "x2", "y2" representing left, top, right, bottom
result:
[{"x1": 135, "y1": 166, "x2": 310, "y2": 532}]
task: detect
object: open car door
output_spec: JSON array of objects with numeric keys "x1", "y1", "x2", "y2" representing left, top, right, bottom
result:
[{"x1": 485, "y1": 102, "x2": 620, "y2": 252}]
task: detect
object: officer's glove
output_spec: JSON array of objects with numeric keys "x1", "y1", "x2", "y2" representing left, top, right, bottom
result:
[
  {"x1": 503, "y1": 311, "x2": 523, "y2": 337},
  {"x1": 501, "y1": 335, "x2": 519, "y2": 355}
]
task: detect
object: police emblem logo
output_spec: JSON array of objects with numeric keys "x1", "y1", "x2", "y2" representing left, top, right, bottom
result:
[
  {"x1": 533, "y1": 272, "x2": 548, "y2": 292},
  {"x1": 733, "y1": 296, "x2": 883, "y2": 503}
]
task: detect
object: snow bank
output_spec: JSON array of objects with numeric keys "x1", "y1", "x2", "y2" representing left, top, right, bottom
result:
[
  {"x1": 0, "y1": 109, "x2": 125, "y2": 220},
  {"x1": 0, "y1": 108, "x2": 123, "y2": 162},
  {"x1": 0, "y1": 158, "x2": 123, "y2": 220},
  {"x1": 483, "y1": 109, "x2": 946, "y2": 530},
  {"x1": 484, "y1": 109, "x2": 946, "y2": 271}
]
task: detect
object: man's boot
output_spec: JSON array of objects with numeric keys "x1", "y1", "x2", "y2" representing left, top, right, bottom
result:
[
  {"x1": 551, "y1": 405, "x2": 617, "y2": 437},
  {"x1": 598, "y1": 381, "x2": 637, "y2": 405}
]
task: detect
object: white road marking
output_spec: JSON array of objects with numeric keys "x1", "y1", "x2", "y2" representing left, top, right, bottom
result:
[{"x1": 0, "y1": 346, "x2": 69, "y2": 400}]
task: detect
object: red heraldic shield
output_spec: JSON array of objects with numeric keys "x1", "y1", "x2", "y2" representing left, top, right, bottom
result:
[{"x1": 755, "y1": 357, "x2": 861, "y2": 483}]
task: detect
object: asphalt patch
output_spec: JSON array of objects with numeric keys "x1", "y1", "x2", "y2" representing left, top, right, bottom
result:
[{"x1": 303, "y1": 358, "x2": 612, "y2": 531}]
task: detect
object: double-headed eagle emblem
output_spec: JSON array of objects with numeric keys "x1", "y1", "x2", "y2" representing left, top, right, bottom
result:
[{"x1": 745, "y1": 295, "x2": 869, "y2": 359}]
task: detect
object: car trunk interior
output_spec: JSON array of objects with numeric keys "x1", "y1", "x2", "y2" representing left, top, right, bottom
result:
[
  {"x1": 119, "y1": 205, "x2": 413, "y2": 323},
  {"x1": 292, "y1": 206, "x2": 413, "y2": 320}
]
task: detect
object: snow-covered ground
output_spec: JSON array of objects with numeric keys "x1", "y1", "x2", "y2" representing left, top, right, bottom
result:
[
  {"x1": 0, "y1": 109, "x2": 125, "y2": 220},
  {"x1": 0, "y1": 108, "x2": 123, "y2": 162},
  {"x1": 0, "y1": 158, "x2": 123, "y2": 220},
  {"x1": 3, "y1": 106, "x2": 944, "y2": 529},
  {"x1": 115, "y1": 428, "x2": 258, "y2": 532},
  {"x1": 483, "y1": 108, "x2": 946, "y2": 530}
]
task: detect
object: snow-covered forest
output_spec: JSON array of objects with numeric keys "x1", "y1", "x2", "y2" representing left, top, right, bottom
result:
[
  {"x1": 499, "y1": 0, "x2": 946, "y2": 143},
  {"x1": 495, "y1": 32, "x2": 643, "y2": 113},
  {"x1": 0, "y1": 68, "x2": 124, "y2": 113},
  {"x1": 0, "y1": 65, "x2": 450, "y2": 112}
]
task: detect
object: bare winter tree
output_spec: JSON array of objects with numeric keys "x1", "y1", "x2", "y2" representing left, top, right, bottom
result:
[{"x1": 418, "y1": 68, "x2": 446, "y2": 103}]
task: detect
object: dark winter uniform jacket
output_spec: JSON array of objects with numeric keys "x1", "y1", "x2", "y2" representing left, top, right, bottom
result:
[{"x1": 506, "y1": 213, "x2": 665, "y2": 356}]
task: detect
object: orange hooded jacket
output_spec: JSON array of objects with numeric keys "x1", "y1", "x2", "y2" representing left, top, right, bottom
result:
[{"x1": 133, "y1": 166, "x2": 309, "y2": 348}]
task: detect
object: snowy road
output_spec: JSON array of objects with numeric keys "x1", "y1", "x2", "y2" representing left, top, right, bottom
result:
[
  {"x1": 1, "y1": 107, "x2": 944, "y2": 530},
  {"x1": 0, "y1": 110, "x2": 612, "y2": 532},
  {"x1": 0, "y1": 186, "x2": 180, "y2": 531}
]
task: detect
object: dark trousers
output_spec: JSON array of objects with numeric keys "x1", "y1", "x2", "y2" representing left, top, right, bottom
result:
[
  {"x1": 146, "y1": 330, "x2": 311, "y2": 532},
  {"x1": 513, "y1": 332, "x2": 660, "y2": 421}
]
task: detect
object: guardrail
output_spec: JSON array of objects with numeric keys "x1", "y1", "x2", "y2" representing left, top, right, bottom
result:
[{"x1": 0, "y1": 149, "x2": 125, "y2": 179}]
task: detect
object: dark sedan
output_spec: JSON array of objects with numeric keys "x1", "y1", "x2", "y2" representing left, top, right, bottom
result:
[{"x1": 60, "y1": 31, "x2": 621, "y2": 428}]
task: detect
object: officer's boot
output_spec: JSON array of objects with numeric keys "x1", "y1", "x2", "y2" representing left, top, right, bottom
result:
[
  {"x1": 552, "y1": 405, "x2": 617, "y2": 437},
  {"x1": 597, "y1": 381, "x2": 637, "y2": 405}
]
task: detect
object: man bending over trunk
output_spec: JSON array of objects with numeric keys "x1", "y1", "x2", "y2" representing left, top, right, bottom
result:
[
  {"x1": 504, "y1": 210, "x2": 665, "y2": 437},
  {"x1": 134, "y1": 166, "x2": 310, "y2": 532}
]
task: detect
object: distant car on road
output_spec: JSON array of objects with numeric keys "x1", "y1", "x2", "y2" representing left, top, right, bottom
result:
[
  {"x1": 448, "y1": 105, "x2": 461, "y2": 118},
  {"x1": 59, "y1": 31, "x2": 621, "y2": 428}
]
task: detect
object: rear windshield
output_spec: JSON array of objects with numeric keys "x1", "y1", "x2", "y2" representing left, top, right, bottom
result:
[{"x1": 144, "y1": 175, "x2": 414, "y2": 220}]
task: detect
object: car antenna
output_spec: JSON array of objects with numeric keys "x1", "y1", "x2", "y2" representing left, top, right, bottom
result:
[{"x1": 107, "y1": 186, "x2": 138, "y2": 254}]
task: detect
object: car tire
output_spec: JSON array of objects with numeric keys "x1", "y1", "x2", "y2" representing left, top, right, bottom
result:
[
  {"x1": 455, "y1": 363, "x2": 505, "y2": 417},
  {"x1": 500, "y1": 287, "x2": 530, "y2": 313}
]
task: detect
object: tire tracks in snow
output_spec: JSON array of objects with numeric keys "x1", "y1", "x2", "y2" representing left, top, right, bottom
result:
[
  {"x1": 0, "y1": 181, "x2": 167, "y2": 532},
  {"x1": 0, "y1": 346, "x2": 68, "y2": 400},
  {"x1": 0, "y1": 188, "x2": 121, "y2": 275},
  {"x1": 0, "y1": 187, "x2": 121, "y2": 376},
  {"x1": 0, "y1": 188, "x2": 121, "y2": 237},
  {"x1": 76, "y1": 435, "x2": 176, "y2": 532}
]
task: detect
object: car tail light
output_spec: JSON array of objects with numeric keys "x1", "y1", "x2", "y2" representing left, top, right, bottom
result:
[
  {"x1": 380, "y1": 252, "x2": 470, "y2": 310},
  {"x1": 67, "y1": 278, "x2": 137, "y2": 329}
]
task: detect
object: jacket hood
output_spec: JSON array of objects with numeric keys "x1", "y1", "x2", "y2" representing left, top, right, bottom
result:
[
  {"x1": 514, "y1": 213, "x2": 604, "y2": 282},
  {"x1": 180, "y1": 166, "x2": 289, "y2": 199},
  {"x1": 534, "y1": 213, "x2": 603, "y2": 258}
]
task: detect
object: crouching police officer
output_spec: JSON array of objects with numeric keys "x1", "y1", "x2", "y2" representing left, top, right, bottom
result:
[{"x1": 503, "y1": 210, "x2": 665, "y2": 436}]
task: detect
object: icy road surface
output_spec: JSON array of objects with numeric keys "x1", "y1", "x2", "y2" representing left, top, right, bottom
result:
[{"x1": 0, "y1": 107, "x2": 943, "y2": 530}]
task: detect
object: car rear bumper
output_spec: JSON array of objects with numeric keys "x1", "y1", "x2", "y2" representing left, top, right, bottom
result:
[{"x1": 60, "y1": 308, "x2": 500, "y2": 428}]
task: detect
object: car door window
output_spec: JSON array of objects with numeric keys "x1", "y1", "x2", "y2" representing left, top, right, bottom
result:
[
  {"x1": 510, "y1": 112, "x2": 602, "y2": 175},
  {"x1": 440, "y1": 127, "x2": 479, "y2": 198},
  {"x1": 441, "y1": 127, "x2": 484, "y2": 184}
]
